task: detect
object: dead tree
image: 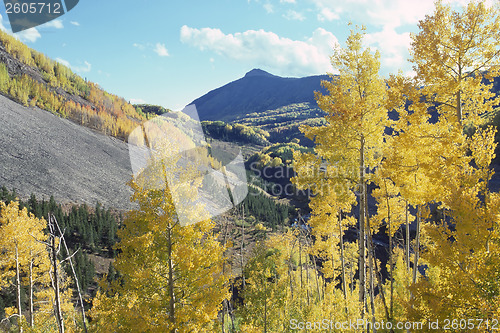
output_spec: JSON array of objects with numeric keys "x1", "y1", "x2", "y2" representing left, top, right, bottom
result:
[
  {"x1": 51, "y1": 214, "x2": 88, "y2": 333},
  {"x1": 47, "y1": 215, "x2": 65, "y2": 333}
]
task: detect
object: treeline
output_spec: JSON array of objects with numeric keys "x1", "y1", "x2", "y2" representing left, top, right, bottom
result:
[
  {"x1": 202, "y1": 120, "x2": 270, "y2": 145},
  {"x1": 236, "y1": 102, "x2": 324, "y2": 127},
  {"x1": 236, "y1": 103, "x2": 326, "y2": 144},
  {"x1": 240, "y1": 187, "x2": 294, "y2": 230},
  {"x1": 133, "y1": 103, "x2": 170, "y2": 118},
  {"x1": 0, "y1": 30, "x2": 144, "y2": 139},
  {"x1": 202, "y1": 173, "x2": 293, "y2": 230},
  {"x1": 248, "y1": 141, "x2": 312, "y2": 167},
  {"x1": 0, "y1": 187, "x2": 119, "y2": 256}
]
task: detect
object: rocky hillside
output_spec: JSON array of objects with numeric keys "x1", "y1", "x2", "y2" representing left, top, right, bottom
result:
[{"x1": 0, "y1": 93, "x2": 133, "y2": 210}]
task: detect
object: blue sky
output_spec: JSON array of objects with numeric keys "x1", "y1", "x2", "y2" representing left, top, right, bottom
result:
[{"x1": 0, "y1": 0, "x2": 472, "y2": 110}]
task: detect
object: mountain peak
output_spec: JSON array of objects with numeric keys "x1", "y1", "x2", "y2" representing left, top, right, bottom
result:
[{"x1": 244, "y1": 68, "x2": 276, "y2": 78}]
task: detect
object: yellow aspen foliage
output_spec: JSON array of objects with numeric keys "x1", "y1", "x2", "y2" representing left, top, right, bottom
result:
[
  {"x1": 90, "y1": 134, "x2": 230, "y2": 332},
  {"x1": 0, "y1": 202, "x2": 78, "y2": 332},
  {"x1": 410, "y1": 0, "x2": 500, "y2": 127},
  {"x1": 382, "y1": 75, "x2": 463, "y2": 206},
  {"x1": 0, "y1": 202, "x2": 47, "y2": 329},
  {"x1": 293, "y1": 25, "x2": 388, "y2": 319},
  {"x1": 383, "y1": 248, "x2": 412, "y2": 324},
  {"x1": 410, "y1": 127, "x2": 500, "y2": 324},
  {"x1": 240, "y1": 236, "x2": 289, "y2": 332},
  {"x1": 240, "y1": 232, "x2": 326, "y2": 333},
  {"x1": 371, "y1": 172, "x2": 409, "y2": 237}
]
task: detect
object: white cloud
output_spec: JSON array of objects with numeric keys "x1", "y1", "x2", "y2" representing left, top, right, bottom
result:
[
  {"x1": 1, "y1": 12, "x2": 42, "y2": 42},
  {"x1": 12, "y1": 18, "x2": 62, "y2": 43},
  {"x1": 42, "y1": 19, "x2": 64, "y2": 29},
  {"x1": 309, "y1": 0, "x2": 475, "y2": 74},
  {"x1": 129, "y1": 98, "x2": 146, "y2": 104},
  {"x1": 263, "y1": 3, "x2": 274, "y2": 13},
  {"x1": 317, "y1": 7, "x2": 340, "y2": 21},
  {"x1": 310, "y1": 0, "x2": 434, "y2": 27},
  {"x1": 154, "y1": 43, "x2": 169, "y2": 57},
  {"x1": 134, "y1": 42, "x2": 170, "y2": 57},
  {"x1": 133, "y1": 43, "x2": 145, "y2": 50},
  {"x1": 56, "y1": 58, "x2": 92, "y2": 73},
  {"x1": 311, "y1": 0, "x2": 474, "y2": 28},
  {"x1": 180, "y1": 25, "x2": 338, "y2": 76},
  {"x1": 283, "y1": 10, "x2": 305, "y2": 21},
  {"x1": 55, "y1": 58, "x2": 71, "y2": 67},
  {"x1": 70, "y1": 21, "x2": 80, "y2": 26},
  {"x1": 365, "y1": 27, "x2": 412, "y2": 73},
  {"x1": 16, "y1": 28, "x2": 41, "y2": 43},
  {"x1": 280, "y1": 0, "x2": 296, "y2": 3}
]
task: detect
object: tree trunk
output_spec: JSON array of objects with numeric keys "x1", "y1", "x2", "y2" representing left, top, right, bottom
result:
[
  {"x1": 50, "y1": 228, "x2": 64, "y2": 333},
  {"x1": 384, "y1": 180, "x2": 393, "y2": 321},
  {"x1": 264, "y1": 297, "x2": 267, "y2": 333},
  {"x1": 338, "y1": 212, "x2": 348, "y2": 315},
  {"x1": 230, "y1": 284, "x2": 235, "y2": 332},
  {"x1": 221, "y1": 217, "x2": 230, "y2": 333},
  {"x1": 305, "y1": 233, "x2": 321, "y2": 302},
  {"x1": 221, "y1": 300, "x2": 226, "y2": 333},
  {"x1": 368, "y1": 237, "x2": 376, "y2": 332},
  {"x1": 412, "y1": 205, "x2": 421, "y2": 285},
  {"x1": 368, "y1": 219, "x2": 390, "y2": 326},
  {"x1": 29, "y1": 255, "x2": 33, "y2": 328},
  {"x1": 365, "y1": 190, "x2": 376, "y2": 333},
  {"x1": 53, "y1": 215, "x2": 88, "y2": 333},
  {"x1": 288, "y1": 258, "x2": 294, "y2": 300},
  {"x1": 306, "y1": 250, "x2": 310, "y2": 306},
  {"x1": 15, "y1": 243, "x2": 23, "y2": 333},
  {"x1": 405, "y1": 201, "x2": 410, "y2": 275},
  {"x1": 299, "y1": 236, "x2": 303, "y2": 289},
  {"x1": 240, "y1": 208, "x2": 246, "y2": 289},
  {"x1": 359, "y1": 136, "x2": 366, "y2": 317},
  {"x1": 456, "y1": 64, "x2": 462, "y2": 125},
  {"x1": 167, "y1": 225, "x2": 175, "y2": 332}
]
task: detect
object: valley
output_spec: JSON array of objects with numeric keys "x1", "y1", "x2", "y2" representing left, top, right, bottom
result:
[{"x1": 2, "y1": 4, "x2": 500, "y2": 331}]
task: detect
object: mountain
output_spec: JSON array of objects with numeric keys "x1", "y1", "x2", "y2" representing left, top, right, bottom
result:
[{"x1": 190, "y1": 69, "x2": 330, "y2": 122}]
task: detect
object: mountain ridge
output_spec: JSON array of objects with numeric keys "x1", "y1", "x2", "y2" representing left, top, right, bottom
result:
[{"x1": 190, "y1": 69, "x2": 330, "y2": 122}]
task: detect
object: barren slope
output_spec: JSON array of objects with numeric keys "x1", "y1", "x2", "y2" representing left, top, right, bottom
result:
[{"x1": 0, "y1": 94, "x2": 133, "y2": 210}]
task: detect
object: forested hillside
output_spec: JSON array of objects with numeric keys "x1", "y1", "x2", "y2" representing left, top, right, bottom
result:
[{"x1": 0, "y1": 30, "x2": 144, "y2": 139}]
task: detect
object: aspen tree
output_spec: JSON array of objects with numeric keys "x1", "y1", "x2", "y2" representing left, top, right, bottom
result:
[
  {"x1": 0, "y1": 202, "x2": 48, "y2": 332},
  {"x1": 293, "y1": 25, "x2": 388, "y2": 320},
  {"x1": 395, "y1": 2, "x2": 500, "y2": 324},
  {"x1": 240, "y1": 232, "x2": 324, "y2": 333},
  {"x1": 0, "y1": 202, "x2": 78, "y2": 333},
  {"x1": 410, "y1": 127, "x2": 500, "y2": 323},
  {"x1": 411, "y1": 0, "x2": 500, "y2": 127},
  {"x1": 90, "y1": 133, "x2": 230, "y2": 332}
]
